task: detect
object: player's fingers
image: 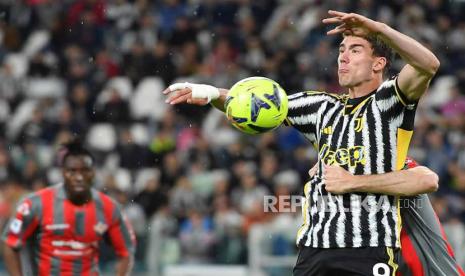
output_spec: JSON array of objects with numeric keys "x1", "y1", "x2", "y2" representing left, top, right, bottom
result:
[
  {"x1": 328, "y1": 10, "x2": 347, "y2": 17},
  {"x1": 169, "y1": 93, "x2": 191, "y2": 105},
  {"x1": 322, "y1": 17, "x2": 342, "y2": 24},
  {"x1": 327, "y1": 26, "x2": 346, "y2": 35},
  {"x1": 165, "y1": 89, "x2": 191, "y2": 104},
  {"x1": 164, "y1": 82, "x2": 191, "y2": 94}
]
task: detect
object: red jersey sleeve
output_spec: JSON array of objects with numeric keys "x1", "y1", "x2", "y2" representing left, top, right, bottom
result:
[
  {"x1": 107, "y1": 202, "x2": 136, "y2": 258},
  {"x1": 1, "y1": 195, "x2": 40, "y2": 249}
]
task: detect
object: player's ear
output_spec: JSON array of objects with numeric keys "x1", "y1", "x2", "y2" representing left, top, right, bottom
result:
[{"x1": 373, "y1": 56, "x2": 387, "y2": 73}]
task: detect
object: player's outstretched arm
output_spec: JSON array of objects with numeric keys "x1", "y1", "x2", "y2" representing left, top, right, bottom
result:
[
  {"x1": 323, "y1": 10, "x2": 440, "y2": 101},
  {"x1": 163, "y1": 82, "x2": 229, "y2": 112},
  {"x1": 323, "y1": 164, "x2": 438, "y2": 196},
  {"x1": 3, "y1": 244, "x2": 22, "y2": 276}
]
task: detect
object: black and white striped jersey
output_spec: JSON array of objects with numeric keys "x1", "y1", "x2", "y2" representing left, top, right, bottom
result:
[{"x1": 286, "y1": 77, "x2": 417, "y2": 248}]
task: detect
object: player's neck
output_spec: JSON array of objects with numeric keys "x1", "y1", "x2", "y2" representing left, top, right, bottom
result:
[
  {"x1": 348, "y1": 79, "x2": 382, "y2": 99},
  {"x1": 65, "y1": 190, "x2": 92, "y2": 205}
]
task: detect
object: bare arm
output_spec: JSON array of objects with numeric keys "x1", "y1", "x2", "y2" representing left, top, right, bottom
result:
[
  {"x1": 377, "y1": 23, "x2": 440, "y2": 101},
  {"x1": 115, "y1": 256, "x2": 133, "y2": 276},
  {"x1": 323, "y1": 10, "x2": 440, "y2": 101},
  {"x1": 323, "y1": 164, "x2": 438, "y2": 196},
  {"x1": 3, "y1": 244, "x2": 22, "y2": 276}
]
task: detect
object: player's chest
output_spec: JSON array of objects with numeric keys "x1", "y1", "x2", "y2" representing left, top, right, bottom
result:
[{"x1": 38, "y1": 200, "x2": 109, "y2": 242}]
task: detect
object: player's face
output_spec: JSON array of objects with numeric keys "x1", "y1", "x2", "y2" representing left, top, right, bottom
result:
[
  {"x1": 337, "y1": 36, "x2": 377, "y2": 88},
  {"x1": 63, "y1": 155, "x2": 95, "y2": 197}
]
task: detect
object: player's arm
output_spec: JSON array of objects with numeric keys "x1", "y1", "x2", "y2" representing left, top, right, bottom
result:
[
  {"x1": 163, "y1": 82, "x2": 229, "y2": 112},
  {"x1": 376, "y1": 23, "x2": 440, "y2": 101},
  {"x1": 323, "y1": 164, "x2": 438, "y2": 196},
  {"x1": 107, "y1": 204, "x2": 136, "y2": 276},
  {"x1": 3, "y1": 245, "x2": 22, "y2": 276},
  {"x1": 323, "y1": 10, "x2": 440, "y2": 101},
  {"x1": 1, "y1": 197, "x2": 39, "y2": 276}
]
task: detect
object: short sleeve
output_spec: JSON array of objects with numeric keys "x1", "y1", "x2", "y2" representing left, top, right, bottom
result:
[
  {"x1": 1, "y1": 196, "x2": 40, "y2": 249},
  {"x1": 286, "y1": 91, "x2": 339, "y2": 144},
  {"x1": 107, "y1": 203, "x2": 136, "y2": 258},
  {"x1": 375, "y1": 77, "x2": 418, "y2": 113}
]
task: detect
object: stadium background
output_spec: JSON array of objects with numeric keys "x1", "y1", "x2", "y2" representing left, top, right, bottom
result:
[{"x1": 0, "y1": 0, "x2": 464, "y2": 275}]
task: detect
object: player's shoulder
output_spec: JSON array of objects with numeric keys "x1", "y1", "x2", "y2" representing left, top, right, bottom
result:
[
  {"x1": 23, "y1": 185, "x2": 56, "y2": 201},
  {"x1": 377, "y1": 77, "x2": 397, "y2": 92},
  {"x1": 93, "y1": 189, "x2": 121, "y2": 209},
  {"x1": 288, "y1": 90, "x2": 345, "y2": 103}
]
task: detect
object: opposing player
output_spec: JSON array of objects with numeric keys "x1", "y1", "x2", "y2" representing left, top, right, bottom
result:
[
  {"x1": 311, "y1": 157, "x2": 465, "y2": 276},
  {"x1": 164, "y1": 10, "x2": 440, "y2": 275},
  {"x1": 2, "y1": 139, "x2": 135, "y2": 276}
]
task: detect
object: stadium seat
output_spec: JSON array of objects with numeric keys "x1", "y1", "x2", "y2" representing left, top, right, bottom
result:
[
  {"x1": 114, "y1": 168, "x2": 133, "y2": 193},
  {"x1": 130, "y1": 123, "x2": 150, "y2": 145},
  {"x1": 86, "y1": 124, "x2": 117, "y2": 152},
  {"x1": 130, "y1": 77, "x2": 166, "y2": 121},
  {"x1": 134, "y1": 168, "x2": 160, "y2": 194}
]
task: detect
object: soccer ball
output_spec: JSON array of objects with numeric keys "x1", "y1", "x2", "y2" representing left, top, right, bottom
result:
[{"x1": 225, "y1": 77, "x2": 288, "y2": 135}]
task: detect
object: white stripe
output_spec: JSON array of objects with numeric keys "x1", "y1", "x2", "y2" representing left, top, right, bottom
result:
[
  {"x1": 351, "y1": 194, "x2": 362, "y2": 247},
  {"x1": 335, "y1": 195, "x2": 346, "y2": 247},
  {"x1": 347, "y1": 114, "x2": 362, "y2": 247},
  {"x1": 371, "y1": 101, "x2": 385, "y2": 173},
  {"x1": 310, "y1": 182, "x2": 326, "y2": 247},
  {"x1": 381, "y1": 195, "x2": 392, "y2": 245},
  {"x1": 305, "y1": 182, "x2": 320, "y2": 247},
  {"x1": 393, "y1": 196, "x2": 400, "y2": 247},
  {"x1": 296, "y1": 182, "x2": 313, "y2": 245},
  {"x1": 377, "y1": 79, "x2": 395, "y2": 92},
  {"x1": 288, "y1": 94, "x2": 333, "y2": 109},
  {"x1": 333, "y1": 115, "x2": 350, "y2": 247},
  {"x1": 377, "y1": 94, "x2": 399, "y2": 112},
  {"x1": 289, "y1": 114, "x2": 318, "y2": 126},
  {"x1": 367, "y1": 195, "x2": 379, "y2": 246},
  {"x1": 362, "y1": 111, "x2": 371, "y2": 175},
  {"x1": 389, "y1": 113, "x2": 404, "y2": 171}
]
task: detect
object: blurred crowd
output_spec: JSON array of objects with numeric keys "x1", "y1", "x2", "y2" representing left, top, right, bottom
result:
[{"x1": 0, "y1": 0, "x2": 465, "y2": 273}]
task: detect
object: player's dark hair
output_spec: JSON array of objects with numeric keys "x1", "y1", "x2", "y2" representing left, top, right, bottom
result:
[
  {"x1": 60, "y1": 138, "x2": 94, "y2": 166},
  {"x1": 365, "y1": 34, "x2": 394, "y2": 73}
]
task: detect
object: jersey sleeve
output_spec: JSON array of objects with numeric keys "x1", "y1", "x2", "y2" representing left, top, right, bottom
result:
[
  {"x1": 374, "y1": 77, "x2": 418, "y2": 114},
  {"x1": 1, "y1": 195, "x2": 40, "y2": 249},
  {"x1": 285, "y1": 91, "x2": 337, "y2": 144},
  {"x1": 107, "y1": 202, "x2": 136, "y2": 258}
]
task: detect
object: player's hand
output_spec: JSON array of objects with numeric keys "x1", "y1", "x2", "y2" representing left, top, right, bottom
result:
[
  {"x1": 322, "y1": 10, "x2": 382, "y2": 36},
  {"x1": 163, "y1": 82, "x2": 220, "y2": 105},
  {"x1": 308, "y1": 163, "x2": 319, "y2": 178},
  {"x1": 323, "y1": 164, "x2": 355, "y2": 194}
]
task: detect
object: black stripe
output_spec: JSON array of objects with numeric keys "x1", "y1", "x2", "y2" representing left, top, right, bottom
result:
[
  {"x1": 50, "y1": 256, "x2": 61, "y2": 276},
  {"x1": 359, "y1": 198, "x2": 370, "y2": 247},
  {"x1": 75, "y1": 211, "x2": 85, "y2": 236},
  {"x1": 366, "y1": 104, "x2": 379, "y2": 174},
  {"x1": 52, "y1": 194, "x2": 65, "y2": 236},
  {"x1": 375, "y1": 194, "x2": 387, "y2": 246},
  {"x1": 73, "y1": 259, "x2": 82, "y2": 276},
  {"x1": 386, "y1": 196, "x2": 397, "y2": 247}
]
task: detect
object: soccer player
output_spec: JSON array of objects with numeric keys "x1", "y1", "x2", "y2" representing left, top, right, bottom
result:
[
  {"x1": 2, "y1": 140, "x2": 135, "y2": 276},
  {"x1": 309, "y1": 157, "x2": 465, "y2": 276},
  {"x1": 164, "y1": 10, "x2": 440, "y2": 275}
]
